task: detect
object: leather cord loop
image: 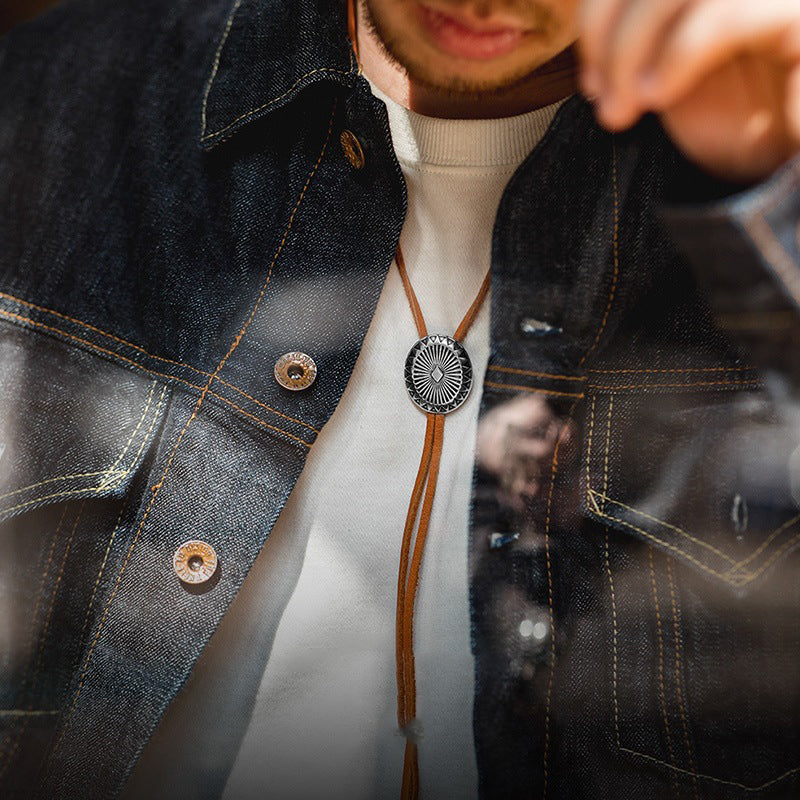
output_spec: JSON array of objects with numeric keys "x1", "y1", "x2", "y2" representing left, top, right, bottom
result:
[{"x1": 395, "y1": 244, "x2": 490, "y2": 799}]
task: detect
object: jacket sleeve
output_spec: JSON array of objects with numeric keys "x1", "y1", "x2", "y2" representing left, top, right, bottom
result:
[{"x1": 659, "y1": 152, "x2": 800, "y2": 382}]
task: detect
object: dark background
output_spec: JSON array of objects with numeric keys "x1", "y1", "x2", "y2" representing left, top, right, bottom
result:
[{"x1": 0, "y1": 0, "x2": 61, "y2": 34}]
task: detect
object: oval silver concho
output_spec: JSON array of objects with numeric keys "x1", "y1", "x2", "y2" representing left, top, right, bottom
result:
[{"x1": 404, "y1": 334, "x2": 473, "y2": 414}]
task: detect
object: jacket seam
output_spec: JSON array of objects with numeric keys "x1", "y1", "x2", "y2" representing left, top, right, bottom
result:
[
  {"x1": 0, "y1": 292, "x2": 320, "y2": 434},
  {"x1": 201, "y1": 67, "x2": 353, "y2": 143},
  {"x1": 0, "y1": 310, "x2": 315, "y2": 445},
  {"x1": 48, "y1": 98, "x2": 337, "y2": 772},
  {"x1": 602, "y1": 539, "x2": 800, "y2": 791},
  {"x1": 541, "y1": 398, "x2": 583, "y2": 799},
  {"x1": 0, "y1": 505, "x2": 68, "y2": 776},
  {"x1": 587, "y1": 380, "x2": 762, "y2": 390},
  {"x1": 484, "y1": 380, "x2": 585, "y2": 399},
  {"x1": 589, "y1": 366, "x2": 756, "y2": 374},
  {"x1": 0, "y1": 385, "x2": 167, "y2": 518},
  {"x1": 578, "y1": 139, "x2": 619, "y2": 367},
  {"x1": 200, "y1": 0, "x2": 243, "y2": 141},
  {"x1": 487, "y1": 365, "x2": 585, "y2": 381}
]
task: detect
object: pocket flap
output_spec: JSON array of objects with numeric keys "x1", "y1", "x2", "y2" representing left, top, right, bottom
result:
[
  {"x1": 583, "y1": 385, "x2": 800, "y2": 589},
  {"x1": 0, "y1": 323, "x2": 170, "y2": 524}
]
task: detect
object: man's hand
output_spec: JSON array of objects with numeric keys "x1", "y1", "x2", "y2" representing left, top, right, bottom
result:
[{"x1": 579, "y1": 0, "x2": 800, "y2": 182}]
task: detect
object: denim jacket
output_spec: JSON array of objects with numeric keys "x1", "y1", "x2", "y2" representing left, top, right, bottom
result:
[{"x1": 1, "y1": 0, "x2": 800, "y2": 798}]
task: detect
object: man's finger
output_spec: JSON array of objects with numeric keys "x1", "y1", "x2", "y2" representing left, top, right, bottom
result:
[
  {"x1": 579, "y1": 0, "x2": 630, "y2": 95},
  {"x1": 639, "y1": 0, "x2": 800, "y2": 113},
  {"x1": 594, "y1": 0, "x2": 693, "y2": 129}
]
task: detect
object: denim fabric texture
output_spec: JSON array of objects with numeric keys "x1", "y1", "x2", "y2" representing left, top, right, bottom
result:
[{"x1": 1, "y1": 0, "x2": 800, "y2": 798}]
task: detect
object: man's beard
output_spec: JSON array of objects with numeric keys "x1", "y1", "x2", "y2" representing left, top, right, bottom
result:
[{"x1": 361, "y1": 0, "x2": 558, "y2": 96}]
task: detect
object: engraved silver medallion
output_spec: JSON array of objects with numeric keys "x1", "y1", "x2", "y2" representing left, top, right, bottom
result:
[{"x1": 404, "y1": 334, "x2": 473, "y2": 414}]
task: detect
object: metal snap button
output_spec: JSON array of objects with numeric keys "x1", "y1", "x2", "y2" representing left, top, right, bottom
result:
[
  {"x1": 518, "y1": 317, "x2": 562, "y2": 338},
  {"x1": 173, "y1": 540, "x2": 218, "y2": 585},
  {"x1": 340, "y1": 129, "x2": 365, "y2": 169},
  {"x1": 274, "y1": 351, "x2": 317, "y2": 391}
]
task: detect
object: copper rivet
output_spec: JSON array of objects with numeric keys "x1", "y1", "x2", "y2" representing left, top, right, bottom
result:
[
  {"x1": 274, "y1": 351, "x2": 317, "y2": 391},
  {"x1": 173, "y1": 540, "x2": 218, "y2": 585},
  {"x1": 340, "y1": 130, "x2": 365, "y2": 169}
]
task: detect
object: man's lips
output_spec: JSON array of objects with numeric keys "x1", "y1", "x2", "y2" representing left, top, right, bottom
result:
[{"x1": 417, "y1": 4, "x2": 531, "y2": 61}]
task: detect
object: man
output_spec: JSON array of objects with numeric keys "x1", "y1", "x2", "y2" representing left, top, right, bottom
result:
[{"x1": 1, "y1": 0, "x2": 799, "y2": 798}]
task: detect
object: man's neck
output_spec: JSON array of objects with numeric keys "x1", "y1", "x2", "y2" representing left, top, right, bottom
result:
[{"x1": 357, "y1": 5, "x2": 579, "y2": 120}]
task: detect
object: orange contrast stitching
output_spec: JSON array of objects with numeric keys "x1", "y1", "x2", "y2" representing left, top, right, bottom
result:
[
  {"x1": 542, "y1": 399, "x2": 582, "y2": 799},
  {"x1": 590, "y1": 492, "x2": 738, "y2": 565},
  {"x1": 0, "y1": 504, "x2": 67, "y2": 770},
  {"x1": 723, "y1": 513, "x2": 800, "y2": 574},
  {"x1": 202, "y1": 67, "x2": 354, "y2": 143},
  {"x1": 667, "y1": 561, "x2": 701, "y2": 800},
  {"x1": 28, "y1": 503, "x2": 86, "y2": 694},
  {"x1": 592, "y1": 507, "x2": 793, "y2": 587},
  {"x1": 486, "y1": 365, "x2": 585, "y2": 381},
  {"x1": 587, "y1": 380, "x2": 761, "y2": 391},
  {"x1": 205, "y1": 391, "x2": 313, "y2": 447},
  {"x1": 604, "y1": 532, "x2": 622, "y2": 748},
  {"x1": 72, "y1": 505, "x2": 127, "y2": 677},
  {"x1": 579, "y1": 140, "x2": 619, "y2": 367},
  {"x1": 616, "y1": 747, "x2": 800, "y2": 791},
  {"x1": 585, "y1": 396, "x2": 597, "y2": 513},
  {"x1": 0, "y1": 294, "x2": 319, "y2": 433},
  {"x1": 484, "y1": 380, "x2": 584, "y2": 400},
  {"x1": 602, "y1": 496, "x2": 797, "y2": 788},
  {"x1": 0, "y1": 503, "x2": 84, "y2": 778},
  {"x1": 200, "y1": 0, "x2": 243, "y2": 139},
  {"x1": 603, "y1": 396, "x2": 612, "y2": 499},
  {"x1": 589, "y1": 366, "x2": 756, "y2": 374},
  {"x1": 590, "y1": 391, "x2": 799, "y2": 580},
  {"x1": 57, "y1": 100, "x2": 337, "y2": 756},
  {"x1": 605, "y1": 534, "x2": 798, "y2": 790},
  {"x1": 0, "y1": 310, "x2": 313, "y2": 446},
  {"x1": 648, "y1": 548, "x2": 681, "y2": 799}
]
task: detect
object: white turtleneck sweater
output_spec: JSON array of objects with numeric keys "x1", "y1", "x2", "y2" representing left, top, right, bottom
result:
[{"x1": 123, "y1": 86, "x2": 564, "y2": 800}]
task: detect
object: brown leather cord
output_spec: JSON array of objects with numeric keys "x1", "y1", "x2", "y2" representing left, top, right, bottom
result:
[
  {"x1": 394, "y1": 246, "x2": 428, "y2": 339},
  {"x1": 402, "y1": 739, "x2": 419, "y2": 798},
  {"x1": 401, "y1": 411, "x2": 444, "y2": 710},
  {"x1": 347, "y1": 0, "x2": 359, "y2": 64},
  {"x1": 454, "y1": 269, "x2": 491, "y2": 343},
  {"x1": 395, "y1": 244, "x2": 490, "y2": 799},
  {"x1": 344, "y1": 7, "x2": 487, "y2": 797},
  {"x1": 395, "y1": 411, "x2": 435, "y2": 721}
]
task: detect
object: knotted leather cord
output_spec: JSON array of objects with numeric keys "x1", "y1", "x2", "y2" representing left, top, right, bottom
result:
[{"x1": 395, "y1": 245, "x2": 491, "y2": 799}]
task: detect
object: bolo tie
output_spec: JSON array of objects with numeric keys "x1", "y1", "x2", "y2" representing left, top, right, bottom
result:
[
  {"x1": 395, "y1": 245, "x2": 491, "y2": 799},
  {"x1": 346, "y1": 3, "x2": 492, "y2": 796}
]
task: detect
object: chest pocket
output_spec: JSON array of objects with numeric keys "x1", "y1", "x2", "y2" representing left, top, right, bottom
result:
[
  {"x1": 583, "y1": 374, "x2": 800, "y2": 793},
  {"x1": 0, "y1": 324, "x2": 169, "y2": 524},
  {"x1": 0, "y1": 319, "x2": 170, "y2": 764}
]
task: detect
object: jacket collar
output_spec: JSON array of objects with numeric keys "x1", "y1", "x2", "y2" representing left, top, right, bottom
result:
[{"x1": 199, "y1": 0, "x2": 358, "y2": 149}]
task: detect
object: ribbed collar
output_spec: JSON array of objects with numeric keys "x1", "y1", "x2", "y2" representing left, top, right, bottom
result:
[{"x1": 368, "y1": 81, "x2": 569, "y2": 168}]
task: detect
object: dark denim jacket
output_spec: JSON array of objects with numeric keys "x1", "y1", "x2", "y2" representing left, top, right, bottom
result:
[{"x1": 1, "y1": 0, "x2": 800, "y2": 798}]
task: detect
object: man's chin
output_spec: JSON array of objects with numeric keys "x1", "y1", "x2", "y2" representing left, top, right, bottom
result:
[{"x1": 399, "y1": 59, "x2": 548, "y2": 98}]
